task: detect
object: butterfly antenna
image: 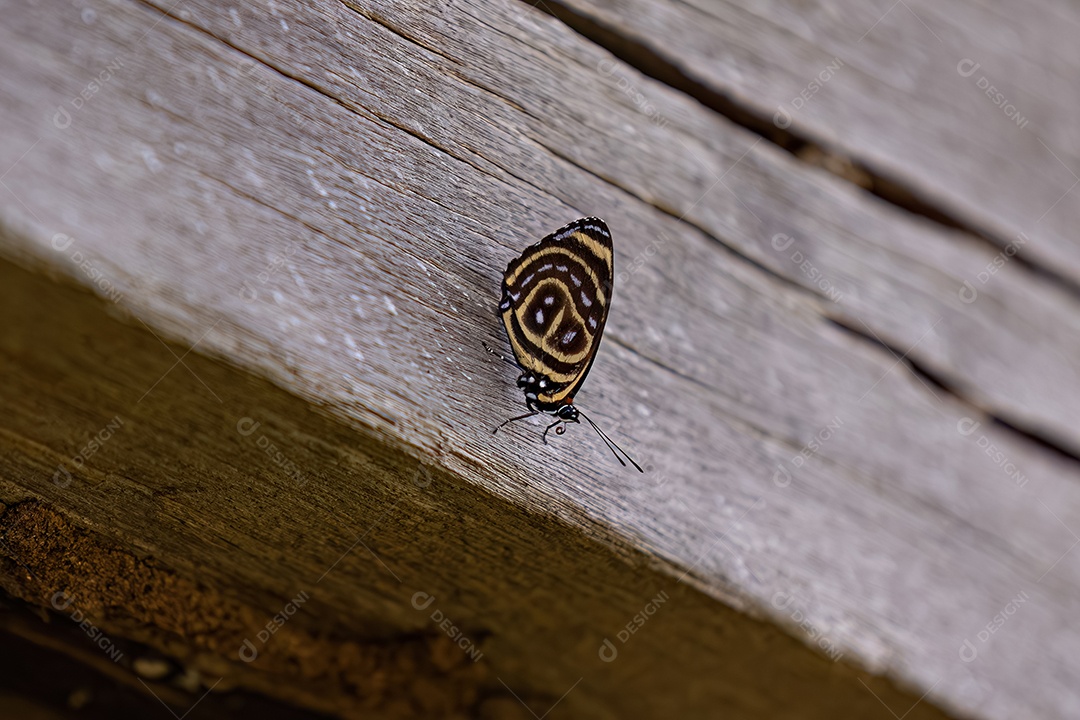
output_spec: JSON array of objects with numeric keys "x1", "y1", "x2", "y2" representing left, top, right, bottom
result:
[
  {"x1": 493, "y1": 411, "x2": 539, "y2": 435},
  {"x1": 579, "y1": 411, "x2": 644, "y2": 473}
]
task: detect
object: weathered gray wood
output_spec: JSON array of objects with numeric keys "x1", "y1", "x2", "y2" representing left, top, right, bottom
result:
[
  {"x1": 0, "y1": 259, "x2": 949, "y2": 719},
  {"x1": 348, "y1": 0, "x2": 1080, "y2": 455},
  {"x1": 1, "y1": 0, "x2": 1079, "y2": 718},
  {"x1": 555, "y1": 0, "x2": 1080, "y2": 284}
]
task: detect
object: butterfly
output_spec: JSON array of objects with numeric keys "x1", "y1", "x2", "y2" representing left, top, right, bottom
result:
[{"x1": 486, "y1": 217, "x2": 642, "y2": 472}]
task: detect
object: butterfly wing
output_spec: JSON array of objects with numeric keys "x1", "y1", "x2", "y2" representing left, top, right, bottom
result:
[{"x1": 499, "y1": 217, "x2": 614, "y2": 406}]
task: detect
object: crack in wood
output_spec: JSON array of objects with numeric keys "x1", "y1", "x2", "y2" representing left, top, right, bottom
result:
[
  {"x1": 498, "y1": 0, "x2": 1080, "y2": 463},
  {"x1": 528, "y1": 0, "x2": 1080, "y2": 302},
  {"x1": 827, "y1": 315, "x2": 1080, "y2": 467}
]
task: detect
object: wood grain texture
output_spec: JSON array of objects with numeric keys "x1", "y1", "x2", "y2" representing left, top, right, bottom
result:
[
  {"x1": 0, "y1": 259, "x2": 948, "y2": 719},
  {"x1": 554, "y1": 0, "x2": 1080, "y2": 282},
  {"x1": 0, "y1": 0, "x2": 1078, "y2": 717}
]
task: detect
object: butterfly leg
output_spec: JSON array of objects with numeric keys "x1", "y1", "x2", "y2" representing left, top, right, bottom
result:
[
  {"x1": 542, "y1": 419, "x2": 565, "y2": 445},
  {"x1": 493, "y1": 410, "x2": 539, "y2": 435},
  {"x1": 482, "y1": 341, "x2": 519, "y2": 369}
]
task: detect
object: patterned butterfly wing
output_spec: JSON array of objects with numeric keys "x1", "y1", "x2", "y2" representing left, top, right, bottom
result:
[{"x1": 499, "y1": 217, "x2": 613, "y2": 407}]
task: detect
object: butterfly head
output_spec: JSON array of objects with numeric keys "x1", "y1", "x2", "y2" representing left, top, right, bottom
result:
[
  {"x1": 555, "y1": 404, "x2": 579, "y2": 422},
  {"x1": 517, "y1": 371, "x2": 578, "y2": 419}
]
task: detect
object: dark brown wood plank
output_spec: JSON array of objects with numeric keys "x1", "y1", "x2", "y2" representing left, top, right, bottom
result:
[{"x1": 0, "y1": 258, "x2": 951, "y2": 719}]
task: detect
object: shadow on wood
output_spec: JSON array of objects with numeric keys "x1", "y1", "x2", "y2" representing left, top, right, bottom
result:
[{"x1": 0, "y1": 259, "x2": 950, "y2": 717}]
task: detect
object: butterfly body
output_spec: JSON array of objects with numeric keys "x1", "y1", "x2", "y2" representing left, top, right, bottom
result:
[{"x1": 494, "y1": 217, "x2": 641, "y2": 471}]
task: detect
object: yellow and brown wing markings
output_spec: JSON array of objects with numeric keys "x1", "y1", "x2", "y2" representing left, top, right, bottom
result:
[
  {"x1": 495, "y1": 217, "x2": 643, "y2": 471},
  {"x1": 511, "y1": 280, "x2": 591, "y2": 359},
  {"x1": 499, "y1": 218, "x2": 614, "y2": 405}
]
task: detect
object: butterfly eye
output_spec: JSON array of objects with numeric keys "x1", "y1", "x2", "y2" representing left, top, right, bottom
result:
[{"x1": 555, "y1": 425, "x2": 566, "y2": 436}]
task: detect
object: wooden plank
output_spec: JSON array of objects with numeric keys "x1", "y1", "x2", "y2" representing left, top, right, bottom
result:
[
  {"x1": 0, "y1": 0, "x2": 1078, "y2": 717},
  {"x1": 344, "y1": 0, "x2": 1080, "y2": 454},
  {"x1": 551, "y1": 0, "x2": 1080, "y2": 283},
  {"x1": 0, "y1": 258, "x2": 949, "y2": 719},
  {"x1": 0, "y1": 597, "x2": 331, "y2": 720}
]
